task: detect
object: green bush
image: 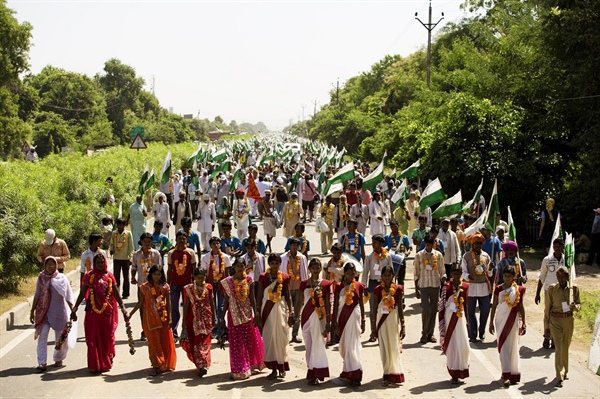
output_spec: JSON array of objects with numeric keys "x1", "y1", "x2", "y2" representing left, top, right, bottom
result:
[
  {"x1": 575, "y1": 290, "x2": 600, "y2": 333},
  {"x1": 0, "y1": 142, "x2": 196, "y2": 293}
]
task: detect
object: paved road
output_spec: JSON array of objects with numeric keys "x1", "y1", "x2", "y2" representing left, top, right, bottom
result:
[{"x1": 1, "y1": 218, "x2": 598, "y2": 398}]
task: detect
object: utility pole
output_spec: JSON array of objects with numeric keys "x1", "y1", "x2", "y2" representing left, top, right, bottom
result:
[
  {"x1": 301, "y1": 104, "x2": 306, "y2": 121},
  {"x1": 415, "y1": 2, "x2": 444, "y2": 88},
  {"x1": 332, "y1": 78, "x2": 340, "y2": 104},
  {"x1": 312, "y1": 98, "x2": 319, "y2": 118}
]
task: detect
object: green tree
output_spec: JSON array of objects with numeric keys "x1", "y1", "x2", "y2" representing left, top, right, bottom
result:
[
  {"x1": 0, "y1": 0, "x2": 32, "y2": 86},
  {"x1": 31, "y1": 111, "x2": 74, "y2": 157}
]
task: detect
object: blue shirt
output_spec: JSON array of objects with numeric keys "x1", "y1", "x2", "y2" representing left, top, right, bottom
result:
[
  {"x1": 418, "y1": 238, "x2": 445, "y2": 254},
  {"x1": 496, "y1": 257, "x2": 527, "y2": 285},
  {"x1": 482, "y1": 237, "x2": 503, "y2": 268},
  {"x1": 340, "y1": 233, "x2": 366, "y2": 261},
  {"x1": 241, "y1": 237, "x2": 267, "y2": 254},
  {"x1": 384, "y1": 233, "x2": 411, "y2": 252},
  {"x1": 284, "y1": 235, "x2": 310, "y2": 256},
  {"x1": 221, "y1": 236, "x2": 242, "y2": 253},
  {"x1": 178, "y1": 228, "x2": 201, "y2": 253},
  {"x1": 151, "y1": 233, "x2": 171, "y2": 252}
]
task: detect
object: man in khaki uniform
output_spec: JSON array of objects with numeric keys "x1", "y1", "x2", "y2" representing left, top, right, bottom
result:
[{"x1": 544, "y1": 266, "x2": 580, "y2": 387}]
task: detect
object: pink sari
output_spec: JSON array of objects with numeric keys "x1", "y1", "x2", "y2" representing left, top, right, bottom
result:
[
  {"x1": 221, "y1": 276, "x2": 265, "y2": 379},
  {"x1": 83, "y1": 254, "x2": 119, "y2": 372}
]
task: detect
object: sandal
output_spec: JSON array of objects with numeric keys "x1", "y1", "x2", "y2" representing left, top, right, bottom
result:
[
  {"x1": 352, "y1": 380, "x2": 362, "y2": 387},
  {"x1": 308, "y1": 378, "x2": 319, "y2": 385},
  {"x1": 368, "y1": 336, "x2": 377, "y2": 343},
  {"x1": 278, "y1": 371, "x2": 286, "y2": 378},
  {"x1": 36, "y1": 364, "x2": 47, "y2": 372},
  {"x1": 267, "y1": 370, "x2": 278, "y2": 379}
]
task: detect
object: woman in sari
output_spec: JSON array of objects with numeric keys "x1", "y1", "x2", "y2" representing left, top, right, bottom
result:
[
  {"x1": 489, "y1": 265, "x2": 526, "y2": 386},
  {"x1": 221, "y1": 257, "x2": 265, "y2": 380},
  {"x1": 294, "y1": 258, "x2": 332, "y2": 385},
  {"x1": 30, "y1": 256, "x2": 74, "y2": 371},
  {"x1": 181, "y1": 268, "x2": 216, "y2": 377},
  {"x1": 129, "y1": 265, "x2": 177, "y2": 376},
  {"x1": 374, "y1": 265, "x2": 405, "y2": 386},
  {"x1": 332, "y1": 261, "x2": 365, "y2": 386},
  {"x1": 256, "y1": 253, "x2": 294, "y2": 379},
  {"x1": 71, "y1": 253, "x2": 127, "y2": 373},
  {"x1": 438, "y1": 264, "x2": 470, "y2": 384}
]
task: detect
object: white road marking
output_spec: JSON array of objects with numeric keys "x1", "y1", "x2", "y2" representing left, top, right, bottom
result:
[
  {"x1": 231, "y1": 387, "x2": 241, "y2": 399},
  {"x1": 470, "y1": 343, "x2": 523, "y2": 399},
  {"x1": 0, "y1": 327, "x2": 34, "y2": 359}
]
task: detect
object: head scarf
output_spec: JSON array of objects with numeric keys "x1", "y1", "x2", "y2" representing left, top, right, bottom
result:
[
  {"x1": 502, "y1": 240, "x2": 519, "y2": 255},
  {"x1": 93, "y1": 252, "x2": 109, "y2": 274},
  {"x1": 34, "y1": 257, "x2": 72, "y2": 339},
  {"x1": 469, "y1": 233, "x2": 484, "y2": 245},
  {"x1": 87, "y1": 252, "x2": 114, "y2": 311},
  {"x1": 546, "y1": 198, "x2": 555, "y2": 221}
]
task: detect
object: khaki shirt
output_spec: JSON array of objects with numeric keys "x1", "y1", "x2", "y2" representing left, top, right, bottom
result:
[
  {"x1": 544, "y1": 283, "x2": 581, "y2": 330},
  {"x1": 36, "y1": 239, "x2": 70, "y2": 270}
]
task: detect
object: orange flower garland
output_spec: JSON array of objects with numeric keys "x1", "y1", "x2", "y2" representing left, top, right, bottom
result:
[
  {"x1": 140, "y1": 252, "x2": 153, "y2": 275},
  {"x1": 285, "y1": 200, "x2": 301, "y2": 220},
  {"x1": 234, "y1": 273, "x2": 249, "y2": 302},
  {"x1": 267, "y1": 269, "x2": 284, "y2": 303},
  {"x1": 210, "y1": 252, "x2": 225, "y2": 282},
  {"x1": 472, "y1": 251, "x2": 483, "y2": 275},
  {"x1": 381, "y1": 280, "x2": 396, "y2": 311},
  {"x1": 373, "y1": 247, "x2": 389, "y2": 261},
  {"x1": 89, "y1": 274, "x2": 112, "y2": 314},
  {"x1": 193, "y1": 281, "x2": 208, "y2": 301},
  {"x1": 344, "y1": 279, "x2": 356, "y2": 306},
  {"x1": 423, "y1": 253, "x2": 438, "y2": 270},
  {"x1": 295, "y1": 234, "x2": 308, "y2": 254},
  {"x1": 114, "y1": 231, "x2": 127, "y2": 253},
  {"x1": 287, "y1": 254, "x2": 301, "y2": 281},
  {"x1": 504, "y1": 282, "x2": 521, "y2": 308},
  {"x1": 151, "y1": 286, "x2": 168, "y2": 322},
  {"x1": 344, "y1": 234, "x2": 359, "y2": 256},
  {"x1": 452, "y1": 280, "x2": 465, "y2": 318},
  {"x1": 174, "y1": 253, "x2": 188, "y2": 276},
  {"x1": 310, "y1": 284, "x2": 326, "y2": 320}
]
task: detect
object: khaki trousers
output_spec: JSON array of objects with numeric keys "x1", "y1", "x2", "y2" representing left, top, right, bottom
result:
[{"x1": 550, "y1": 316, "x2": 574, "y2": 381}]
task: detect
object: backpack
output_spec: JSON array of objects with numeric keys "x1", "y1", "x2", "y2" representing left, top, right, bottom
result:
[{"x1": 276, "y1": 186, "x2": 288, "y2": 202}]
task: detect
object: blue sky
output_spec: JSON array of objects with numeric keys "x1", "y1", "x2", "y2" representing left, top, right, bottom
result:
[{"x1": 9, "y1": 0, "x2": 467, "y2": 130}]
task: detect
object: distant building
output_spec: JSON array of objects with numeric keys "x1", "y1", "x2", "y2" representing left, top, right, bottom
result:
[{"x1": 183, "y1": 114, "x2": 194, "y2": 120}]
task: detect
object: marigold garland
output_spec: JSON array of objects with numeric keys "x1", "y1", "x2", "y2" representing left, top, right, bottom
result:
[
  {"x1": 504, "y1": 282, "x2": 521, "y2": 308},
  {"x1": 210, "y1": 251, "x2": 225, "y2": 282},
  {"x1": 310, "y1": 283, "x2": 326, "y2": 320},
  {"x1": 89, "y1": 274, "x2": 112, "y2": 314},
  {"x1": 423, "y1": 253, "x2": 438, "y2": 270},
  {"x1": 294, "y1": 234, "x2": 308, "y2": 254},
  {"x1": 234, "y1": 273, "x2": 249, "y2": 302},
  {"x1": 287, "y1": 253, "x2": 301, "y2": 281},
  {"x1": 113, "y1": 231, "x2": 127, "y2": 253},
  {"x1": 373, "y1": 247, "x2": 389, "y2": 261},
  {"x1": 381, "y1": 280, "x2": 396, "y2": 311},
  {"x1": 452, "y1": 280, "x2": 465, "y2": 318},
  {"x1": 285, "y1": 200, "x2": 301, "y2": 220},
  {"x1": 193, "y1": 281, "x2": 208, "y2": 301},
  {"x1": 344, "y1": 279, "x2": 356, "y2": 306},
  {"x1": 174, "y1": 253, "x2": 188, "y2": 276},
  {"x1": 140, "y1": 252, "x2": 153, "y2": 276},
  {"x1": 339, "y1": 204, "x2": 348, "y2": 222},
  {"x1": 125, "y1": 321, "x2": 136, "y2": 355},
  {"x1": 151, "y1": 286, "x2": 168, "y2": 322},
  {"x1": 267, "y1": 269, "x2": 284, "y2": 303},
  {"x1": 472, "y1": 251, "x2": 484, "y2": 275},
  {"x1": 344, "y1": 234, "x2": 359, "y2": 256}
]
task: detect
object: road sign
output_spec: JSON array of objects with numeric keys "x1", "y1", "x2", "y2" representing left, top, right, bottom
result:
[
  {"x1": 130, "y1": 127, "x2": 145, "y2": 140},
  {"x1": 130, "y1": 134, "x2": 147, "y2": 150}
]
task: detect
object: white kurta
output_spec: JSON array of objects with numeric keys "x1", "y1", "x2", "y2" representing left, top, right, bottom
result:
[
  {"x1": 197, "y1": 202, "x2": 216, "y2": 233},
  {"x1": 152, "y1": 202, "x2": 170, "y2": 235},
  {"x1": 369, "y1": 201, "x2": 386, "y2": 236}
]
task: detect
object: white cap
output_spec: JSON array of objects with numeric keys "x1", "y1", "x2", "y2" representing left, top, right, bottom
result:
[
  {"x1": 203, "y1": 194, "x2": 210, "y2": 200},
  {"x1": 44, "y1": 229, "x2": 56, "y2": 245}
]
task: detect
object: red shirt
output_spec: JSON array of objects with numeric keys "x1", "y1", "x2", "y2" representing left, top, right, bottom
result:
[
  {"x1": 168, "y1": 248, "x2": 196, "y2": 285},
  {"x1": 345, "y1": 190, "x2": 358, "y2": 206}
]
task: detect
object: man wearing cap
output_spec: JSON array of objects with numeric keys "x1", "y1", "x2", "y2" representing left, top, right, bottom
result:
[
  {"x1": 197, "y1": 194, "x2": 216, "y2": 253},
  {"x1": 282, "y1": 192, "x2": 303, "y2": 239},
  {"x1": 544, "y1": 266, "x2": 580, "y2": 387},
  {"x1": 127, "y1": 195, "x2": 147, "y2": 251},
  {"x1": 362, "y1": 234, "x2": 393, "y2": 342},
  {"x1": 439, "y1": 218, "x2": 461, "y2": 278},
  {"x1": 233, "y1": 189, "x2": 251, "y2": 240},
  {"x1": 414, "y1": 234, "x2": 446, "y2": 344},
  {"x1": 36, "y1": 229, "x2": 71, "y2": 273},
  {"x1": 216, "y1": 175, "x2": 230, "y2": 205},
  {"x1": 461, "y1": 233, "x2": 493, "y2": 342},
  {"x1": 274, "y1": 177, "x2": 289, "y2": 217},
  {"x1": 586, "y1": 208, "x2": 600, "y2": 266},
  {"x1": 536, "y1": 238, "x2": 565, "y2": 349},
  {"x1": 172, "y1": 173, "x2": 183, "y2": 206}
]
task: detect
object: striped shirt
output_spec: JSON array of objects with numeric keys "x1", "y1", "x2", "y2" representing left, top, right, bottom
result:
[{"x1": 413, "y1": 249, "x2": 445, "y2": 288}]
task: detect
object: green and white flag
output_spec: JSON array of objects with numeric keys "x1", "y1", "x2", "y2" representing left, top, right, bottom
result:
[
  {"x1": 229, "y1": 163, "x2": 242, "y2": 192},
  {"x1": 323, "y1": 162, "x2": 355, "y2": 198},
  {"x1": 190, "y1": 160, "x2": 199, "y2": 187},
  {"x1": 432, "y1": 190, "x2": 462, "y2": 219},
  {"x1": 361, "y1": 151, "x2": 387, "y2": 191},
  {"x1": 289, "y1": 165, "x2": 302, "y2": 193},
  {"x1": 548, "y1": 213, "x2": 562, "y2": 257},
  {"x1": 160, "y1": 151, "x2": 172, "y2": 185},
  {"x1": 118, "y1": 201, "x2": 122, "y2": 218},
  {"x1": 187, "y1": 148, "x2": 200, "y2": 164},
  {"x1": 211, "y1": 148, "x2": 228, "y2": 163},
  {"x1": 461, "y1": 198, "x2": 474, "y2": 213},
  {"x1": 471, "y1": 177, "x2": 484, "y2": 205},
  {"x1": 507, "y1": 206, "x2": 517, "y2": 241},
  {"x1": 146, "y1": 168, "x2": 155, "y2": 192},
  {"x1": 397, "y1": 159, "x2": 420, "y2": 179},
  {"x1": 463, "y1": 208, "x2": 488, "y2": 237},
  {"x1": 316, "y1": 161, "x2": 328, "y2": 192},
  {"x1": 484, "y1": 179, "x2": 499, "y2": 232},
  {"x1": 391, "y1": 179, "x2": 408, "y2": 206},
  {"x1": 211, "y1": 159, "x2": 231, "y2": 178},
  {"x1": 565, "y1": 232, "x2": 576, "y2": 286},
  {"x1": 419, "y1": 178, "x2": 445, "y2": 210},
  {"x1": 138, "y1": 164, "x2": 149, "y2": 195}
]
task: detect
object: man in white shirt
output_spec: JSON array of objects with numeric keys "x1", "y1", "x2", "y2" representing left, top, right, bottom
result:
[
  {"x1": 439, "y1": 218, "x2": 461, "y2": 277},
  {"x1": 535, "y1": 238, "x2": 565, "y2": 349},
  {"x1": 197, "y1": 194, "x2": 216, "y2": 252},
  {"x1": 369, "y1": 191, "x2": 386, "y2": 236},
  {"x1": 232, "y1": 189, "x2": 251, "y2": 240}
]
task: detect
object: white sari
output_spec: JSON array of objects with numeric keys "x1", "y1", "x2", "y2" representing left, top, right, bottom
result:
[
  {"x1": 337, "y1": 286, "x2": 363, "y2": 381},
  {"x1": 301, "y1": 282, "x2": 330, "y2": 380},
  {"x1": 494, "y1": 285, "x2": 522, "y2": 383},
  {"x1": 376, "y1": 292, "x2": 405, "y2": 383},
  {"x1": 261, "y1": 278, "x2": 290, "y2": 372},
  {"x1": 443, "y1": 290, "x2": 470, "y2": 378}
]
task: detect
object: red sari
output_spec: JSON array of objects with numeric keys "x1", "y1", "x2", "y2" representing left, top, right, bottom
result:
[
  {"x1": 140, "y1": 282, "x2": 176, "y2": 371},
  {"x1": 182, "y1": 283, "x2": 214, "y2": 370},
  {"x1": 83, "y1": 268, "x2": 119, "y2": 372}
]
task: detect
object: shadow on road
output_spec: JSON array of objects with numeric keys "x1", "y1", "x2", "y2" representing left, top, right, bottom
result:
[
  {"x1": 463, "y1": 380, "x2": 504, "y2": 394},
  {"x1": 520, "y1": 345, "x2": 552, "y2": 359},
  {"x1": 518, "y1": 377, "x2": 558, "y2": 395},
  {"x1": 40, "y1": 367, "x2": 99, "y2": 381},
  {"x1": 0, "y1": 366, "x2": 39, "y2": 378},
  {"x1": 410, "y1": 379, "x2": 462, "y2": 394}
]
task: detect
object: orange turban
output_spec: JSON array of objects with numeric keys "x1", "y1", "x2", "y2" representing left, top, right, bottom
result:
[{"x1": 469, "y1": 233, "x2": 484, "y2": 245}]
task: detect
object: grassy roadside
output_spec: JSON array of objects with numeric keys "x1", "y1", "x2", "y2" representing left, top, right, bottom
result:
[{"x1": 0, "y1": 258, "x2": 80, "y2": 315}]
